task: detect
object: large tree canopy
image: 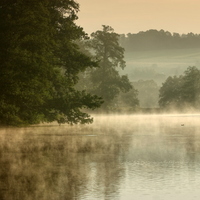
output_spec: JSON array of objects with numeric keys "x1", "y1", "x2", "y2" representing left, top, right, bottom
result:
[{"x1": 0, "y1": 0, "x2": 102, "y2": 126}]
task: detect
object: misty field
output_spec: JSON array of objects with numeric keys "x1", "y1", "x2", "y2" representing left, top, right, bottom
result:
[
  {"x1": 119, "y1": 48, "x2": 200, "y2": 83},
  {"x1": 0, "y1": 114, "x2": 200, "y2": 200}
]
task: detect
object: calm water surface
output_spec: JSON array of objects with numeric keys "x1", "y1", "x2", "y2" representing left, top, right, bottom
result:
[{"x1": 0, "y1": 114, "x2": 200, "y2": 200}]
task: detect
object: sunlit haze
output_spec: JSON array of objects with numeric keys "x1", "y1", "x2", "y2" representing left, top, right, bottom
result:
[{"x1": 77, "y1": 0, "x2": 200, "y2": 35}]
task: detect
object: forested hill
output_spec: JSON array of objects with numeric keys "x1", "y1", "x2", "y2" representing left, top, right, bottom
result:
[{"x1": 119, "y1": 29, "x2": 200, "y2": 51}]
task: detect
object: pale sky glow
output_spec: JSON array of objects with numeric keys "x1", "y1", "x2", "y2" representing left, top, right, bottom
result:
[{"x1": 76, "y1": 0, "x2": 200, "y2": 35}]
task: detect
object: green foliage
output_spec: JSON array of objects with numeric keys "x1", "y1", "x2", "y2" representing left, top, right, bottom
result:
[
  {"x1": 159, "y1": 76, "x2": 183, "y2": 108},
  {"x1": 0, "y1": 0, "x2": 102, "y2": 126},
  {"x1": 86, "y1": 25, "x2": 136, "y2": 110},
  {"x1": 181, "y1": 66, "x2": 200, "y2": 106},
  {"x1": 159, "y1": 66, "x2": 200, "y2": 110}
]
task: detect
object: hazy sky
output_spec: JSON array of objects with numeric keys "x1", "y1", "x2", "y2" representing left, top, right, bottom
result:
[{"x1": 76, "y1": 0, "x2": 200, "y2": 35}]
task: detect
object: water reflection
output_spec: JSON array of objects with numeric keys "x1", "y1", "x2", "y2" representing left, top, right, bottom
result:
[{"x1": 0, "y1": 114, "x2": 200, "y2": 200}]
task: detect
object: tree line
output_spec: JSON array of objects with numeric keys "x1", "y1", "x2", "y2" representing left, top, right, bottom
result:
[{"x1": 120, "y1": 29, "x2": 200, "y2": 51}]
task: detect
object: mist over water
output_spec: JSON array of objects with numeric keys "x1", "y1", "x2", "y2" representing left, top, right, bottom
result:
[{"x1": 0, "y1": 114, "x2": 200, "y2": 200}]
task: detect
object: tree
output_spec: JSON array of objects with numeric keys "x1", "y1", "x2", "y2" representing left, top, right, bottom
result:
[
  {"x1": 0, "y1": 0, "x2": 102, "y2": 126},
  {"x1": 159, "y1": 76, "x2": 183, "y2": 109},
  {"x1": 181, "y1": 66, "x2": 200, "y2": 107},
  {"x1": 159, "y1": 66, "x2": 200, "y2": 110},
  {"x1": 87, "y1": 25, "x2": 133, "y2": 110}
]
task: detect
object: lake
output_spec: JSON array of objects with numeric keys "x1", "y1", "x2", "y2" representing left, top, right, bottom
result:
[{"x1": 0, "y1": 114, "x2": 200, "y2": 200}]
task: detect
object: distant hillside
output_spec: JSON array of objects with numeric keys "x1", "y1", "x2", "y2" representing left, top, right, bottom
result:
[
  {"x1": 119, "y1": 48, "x2": 200, "y2": 85},
  {"x1": 119, "y1": 29, "x2": 200, "y2": 52}
]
